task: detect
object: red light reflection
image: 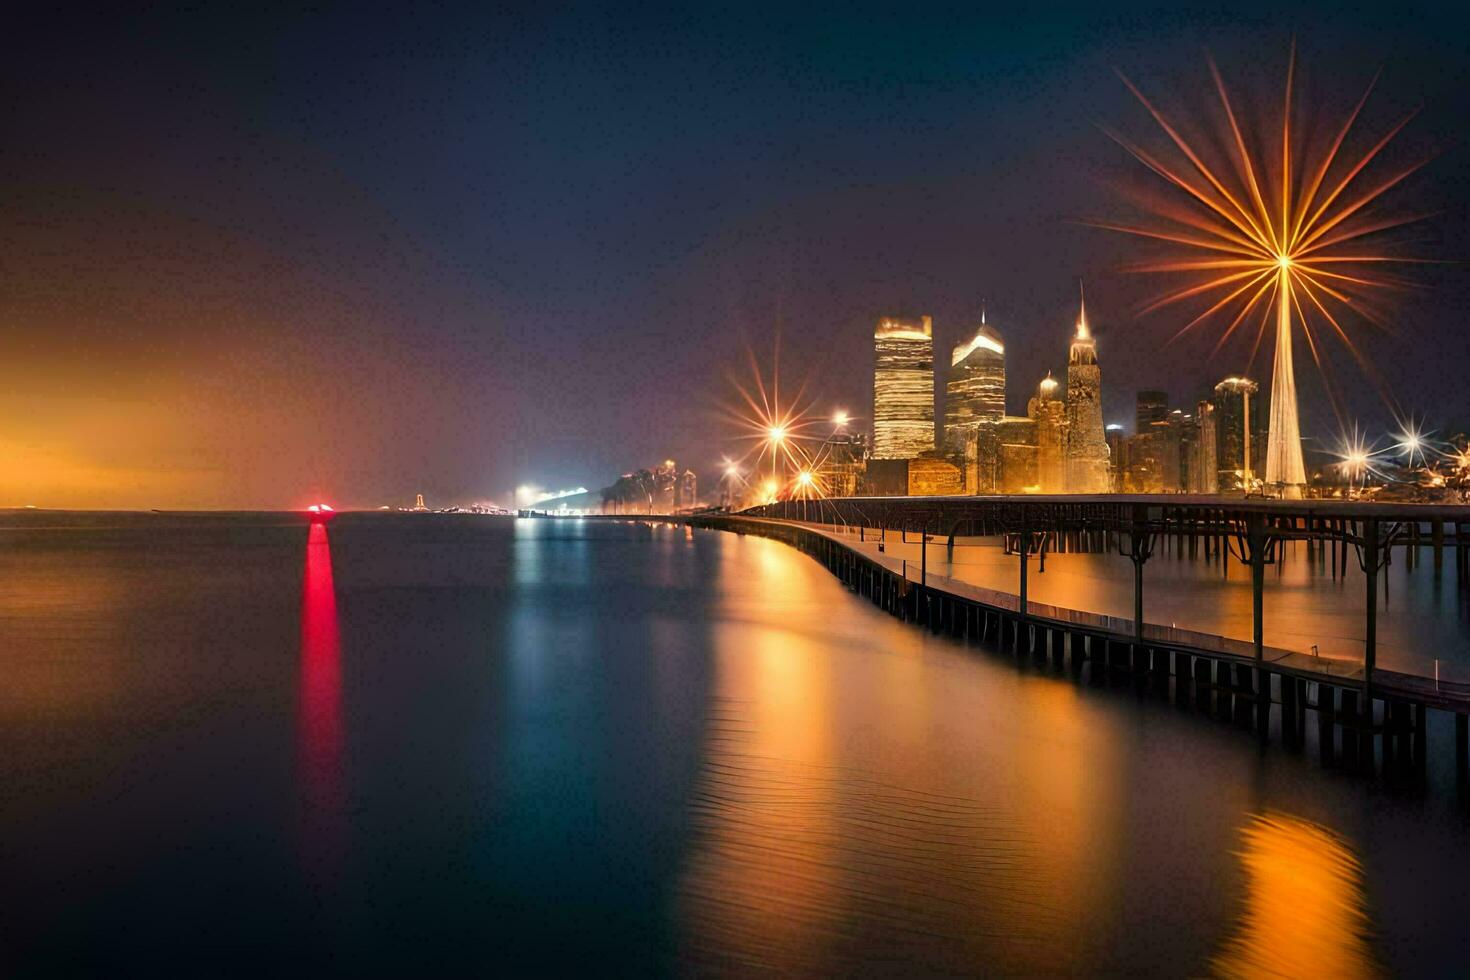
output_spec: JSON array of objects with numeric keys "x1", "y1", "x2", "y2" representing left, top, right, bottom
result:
[{"x1": 299, "y1": 522, "x2": 344, "y2": 874}]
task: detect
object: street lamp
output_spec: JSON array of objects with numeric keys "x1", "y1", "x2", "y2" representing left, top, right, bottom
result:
[{"x1": 766, "y1": 424, "x2": 788, "y2": 489}]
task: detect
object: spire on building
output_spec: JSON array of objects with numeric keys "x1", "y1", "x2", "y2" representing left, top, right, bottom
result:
[{"x1": 1075, "y1": 280, "x2": 1090, "y2": 341}]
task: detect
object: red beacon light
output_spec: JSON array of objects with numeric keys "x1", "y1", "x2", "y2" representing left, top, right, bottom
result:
[{"x1": 306, "y1": 503, "x2": 336, "y2": 524}]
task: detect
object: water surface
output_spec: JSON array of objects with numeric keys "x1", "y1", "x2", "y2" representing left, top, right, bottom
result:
[{"x1": 2, "y1": 512, "x2": 1468, "y2": 975}]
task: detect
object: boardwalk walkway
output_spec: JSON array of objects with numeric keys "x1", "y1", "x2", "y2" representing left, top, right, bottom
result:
[{"x1": 718, "y1": 516, "x2": 1470, "y2": 714}]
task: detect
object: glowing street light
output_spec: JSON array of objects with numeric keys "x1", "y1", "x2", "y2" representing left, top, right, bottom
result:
[
  {"x1": 1332, "y1": 424, "x2": 1387, "y2": 496},
  {"x1": 1392, "y1": 421, "x2": 1434, "y2": 468},
  {"x1": 832, "y1": 410, "x2": 850, "y2": 429}
]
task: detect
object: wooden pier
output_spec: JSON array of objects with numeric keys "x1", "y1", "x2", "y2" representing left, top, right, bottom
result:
[{"x1": 684, "y1": 496, "x2": 1470, "y2": 783}]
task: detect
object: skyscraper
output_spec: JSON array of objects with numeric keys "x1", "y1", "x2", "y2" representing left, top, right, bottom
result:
[
  {"x1": 872, "y1": 316, "x2": 935, "y2": 459},
  {"x1": 1128, "y1": 422, "x2": 1170, "y2": 493},
  {"x1": 1162, "y1": 410, "x2": 1184, "y2": 492},
  {"x1": 1177, "y1": 409, "x2": 1198, "y2": 492},
  {"x1": 674, "y1": 469, "x2": 698, "y2": 511},
  {"x1": 1064, "y1": 288, "x2": 1111, "y2": 493},
  {"x1": 1194, "y1": 400, "x2": 1219, "y2": 494},
  {"x1": 1028, "y1": 374, "x2": 1068, "y2": 493},
  {"x1": 1213, "y1": 377, "x2": 1263, "y2": 492},
  {"x1": 1105, "y1": 424, "x2": 1127, "y2": 492},
  {"x1": 946, "y1": 311, "x2": 1006, "y2": 454}
]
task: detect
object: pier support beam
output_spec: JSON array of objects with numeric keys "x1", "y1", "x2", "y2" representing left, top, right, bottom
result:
[
  {"x1": 1247, "y1": 512, "x2": 1269, "y2": 738},
  {"x1": 1457, "y1": 713, "x2": 1468, "y2": 781},
  {"x1": 1363, "y1": 519, "x2": 1380, "y2": 766},
  {"x1": 1018, "y1": 517, "x2": 1029, "y2": 622}
]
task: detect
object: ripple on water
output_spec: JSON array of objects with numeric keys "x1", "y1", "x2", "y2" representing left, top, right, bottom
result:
[
  {"x1": 674, "y1": 697, "x2": 1077, "y2": 976},
  {"x1": 1212, "y1": 811, "x2": 1378, "y2": 980}
]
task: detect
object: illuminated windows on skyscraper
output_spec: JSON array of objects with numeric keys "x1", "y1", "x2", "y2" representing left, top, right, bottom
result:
[
  {"x1": 872, "y1": 316, "x2": 935, "y2": 460},
  {"x1": 1064, "y1": 289, "x2": 1110, "y2": 493},
  {"x1": 946, "y1": 312, "x2": 1006, "y2": 455}
]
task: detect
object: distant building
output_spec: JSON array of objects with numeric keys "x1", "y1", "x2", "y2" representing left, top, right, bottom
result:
[
  {"x1": 997, "y1": 415, "x2": 1039, "y2": 493},
  {"x1": 1122, "y1": 392, "x2": 1186, "y2": 493},
  {"x1": 1176, "y1": 410, "x2": 1197, "y2": 493},
  {"x1": 1028, "y1": 374, "x2": 1068, "y2": 493},
  {"x1": 958, "y1": 426, "x2": 983, "y2": 494},
  {"x1": 817, "y1": 432, "x2": 867, "y2": 498},
  {"x1": 1105, "y1": 424, "x2": 1127, "y2": 492},
  {"x1": 946, "y1": 312, "x2": 1006, "y2": 454},
  {"x1": 872, "y1": 316, "x2": 935, "y2": 459},
  {"x1": 862, "y1": 458, "x2": 911, "y2": 497},
  {"x1": 675, "y1": 469, "x2": 698, "y2": 512},
  {"x1": 1194, "y1": 400, "x2": 1219, "y2": 493},
  {"x1": 1064, "y1": 289, "x2": 1111, "y2": 493},
  {"x1": 908, "y1": 453, "x2": 965, "y2": 496},
  {"x1": 1213, "y1": 377, "x2": 1264, "y2": 491},
  {"x1": 1136, "y1": 390, "x2": 1170, "y2": 432},
  {"x1": 654, "y1": 459, "x2": 678, "y2": 512},
  {"x1": 1126, "y1": 423, "x2": 1168, "y2": 493},
  {"x1": 1161, "y1": 410, "x2": 1184, "y2": 492},
  {"x1": 973, "y1": 424, "x2": 1002, "y2": 493}
]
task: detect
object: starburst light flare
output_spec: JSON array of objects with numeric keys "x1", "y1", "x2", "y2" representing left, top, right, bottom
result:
[
  {"x1": 1096, "y1": 45, "x2": 1436, "y2": 498},
  {"x1": 1330, "y1": 423, "x2": 1393, "y2": 492},
  {"x1": 720, "y1": 347, "x2": 826, "y2": 493}
]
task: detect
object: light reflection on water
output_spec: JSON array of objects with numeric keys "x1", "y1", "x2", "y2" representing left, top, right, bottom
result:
[
  {"x1": 1213, "y1": 812, "x2": 1377, "y2": 979},
  {"x1": 299, "y1": 523, "x2": 345, "y2": 877},
  {"x1": 0, "y1": 513, "x2": 1467, "y2": 974}
]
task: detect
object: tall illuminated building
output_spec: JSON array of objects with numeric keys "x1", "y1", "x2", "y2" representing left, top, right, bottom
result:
[
  {"x1": 1194, "y1": 400, "x2": 1219, "y2": 494},
  {"x1": 945, "y1": 311, "x2": 1005, "y2": 454},
  {"x1": 1028, "y1": 374, "x2": 1068, "y2": 493},
  {"x1": 1162, "y1": 410, "x2": 1185, "y2": 492},
  {"x1": 872, "y1": 315, "x2": 935, "y2": 459},
  {"x1": 1213, "y1": 377, "x2": 1263, "y2": 492},
  {"x1": 1064, "y1": 288, "x2": 1111, "y2": 493},
  {"x1": 1105, "y1": 424, "x2": 1127, "y2": 492}
]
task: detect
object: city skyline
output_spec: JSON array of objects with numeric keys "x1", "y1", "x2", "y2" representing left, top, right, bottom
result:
[
  {"x1": 9, "y1": 9, "x2": 1470, "y2": 973},
  {"x1": 3, "y1": 5, "x2": 1466, "y2": 509},
  {"x1": 2, "y1": 7, "x2": 1470, "y2": 511}
]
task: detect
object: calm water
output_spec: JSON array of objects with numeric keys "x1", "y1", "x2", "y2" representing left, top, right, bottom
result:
[{"x1": 3, "y1": 512, "x2": 1470, "y2": 975}]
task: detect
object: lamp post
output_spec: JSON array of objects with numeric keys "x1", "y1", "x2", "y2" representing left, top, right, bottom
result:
[
  {"x1": 767, "y1": 424, "x2": 787, "y2": 489},
  {"x1": 797, "y1": 470, "x2": 813, "y2": 522}
]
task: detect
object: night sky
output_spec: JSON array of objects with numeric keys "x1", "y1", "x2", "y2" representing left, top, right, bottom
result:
[{"x1": 4, "y1": 2, "x2": 1467, "y2": 508}]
